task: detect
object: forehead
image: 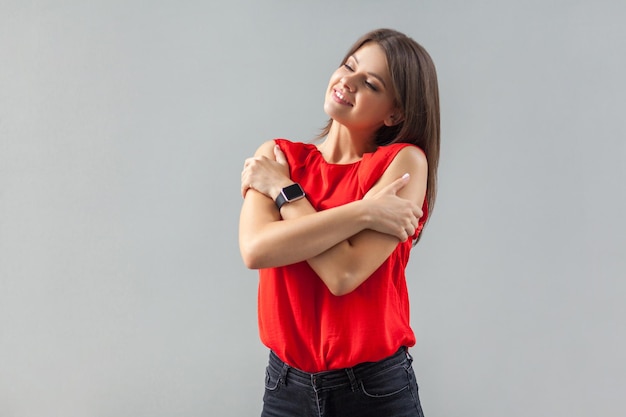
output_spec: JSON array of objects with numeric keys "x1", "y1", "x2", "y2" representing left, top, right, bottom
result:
[{"x1": 350, "y1": 43, "x2": 389, "y2": 71}]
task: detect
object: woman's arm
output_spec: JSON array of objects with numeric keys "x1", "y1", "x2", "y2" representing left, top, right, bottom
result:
[
  {"x1": 279, "y1": 144, "x2": 428, "y2": 295},
  {"x1": 238, "y1": 140, "x2": 421, "y2": 272}
]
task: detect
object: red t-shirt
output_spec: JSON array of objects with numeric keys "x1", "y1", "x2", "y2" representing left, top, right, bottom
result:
[{"x1": 258, "y1": 139, "x2": 427, "y2": 373}]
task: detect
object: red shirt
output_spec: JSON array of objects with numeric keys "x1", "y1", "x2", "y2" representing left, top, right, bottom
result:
[{"x1": 258, "y1": 139, "x2": 427, "y2": 373}]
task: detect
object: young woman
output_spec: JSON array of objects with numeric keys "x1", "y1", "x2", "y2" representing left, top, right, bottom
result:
[{"x1": 239, "y1": 28, "x2": 440, "y2": 417}]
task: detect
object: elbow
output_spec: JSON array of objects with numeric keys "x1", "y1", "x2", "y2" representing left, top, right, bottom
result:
[
  {"x1": 239, "y1": 240, "x2": 267, "y2": 270},
  {"x1": 324, "y1": 271, "x2": 361, "y2": 297},
  {"x1": 241, "y1": 253, "x2": 261, "y2": 270},
  {"x1": 328, "y1": 286, "x2": 352, "y2": 297}
]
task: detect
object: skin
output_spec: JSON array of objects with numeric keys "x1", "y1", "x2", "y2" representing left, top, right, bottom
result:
[{"x1": 239, "y1": 43, "x2": 428, "y2": 296}]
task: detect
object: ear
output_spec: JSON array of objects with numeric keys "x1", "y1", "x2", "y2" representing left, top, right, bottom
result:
[{"x1": 384, "y1": 112, "x2": 404, "y2": 127}]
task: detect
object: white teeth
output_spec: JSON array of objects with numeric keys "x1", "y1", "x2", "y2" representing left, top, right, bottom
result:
[{"x1": 335, "y1": 90, "x2": 348, "y2": 103}]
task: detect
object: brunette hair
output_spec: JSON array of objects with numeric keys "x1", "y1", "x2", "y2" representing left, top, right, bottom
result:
[{"x1": 320, "y1": 29, "x2": 441, "y2": 229}]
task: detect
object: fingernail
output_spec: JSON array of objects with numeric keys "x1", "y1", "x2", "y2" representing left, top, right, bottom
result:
[{"x1": 402, "y1": 173, "x2": 410, "y2": 179}]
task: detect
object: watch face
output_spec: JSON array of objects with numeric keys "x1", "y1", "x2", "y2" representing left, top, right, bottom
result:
[{"x1": 283, "y1": 183, "x2": 304, "y2": 201}]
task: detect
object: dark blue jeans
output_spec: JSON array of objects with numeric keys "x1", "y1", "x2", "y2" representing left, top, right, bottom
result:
[{"x1": 261, "y1": 348, "x2": 425, "y2": 417}]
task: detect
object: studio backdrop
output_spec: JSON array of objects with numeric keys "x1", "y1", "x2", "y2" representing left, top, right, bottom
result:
[{"x1": 1, "y1": 1, "x2": 625, "y2": 416}]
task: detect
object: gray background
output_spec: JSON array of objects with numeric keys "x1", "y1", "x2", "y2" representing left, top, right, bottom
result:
[{"x1": 1, "y1": 1, "x2": 625, "y2": 416}]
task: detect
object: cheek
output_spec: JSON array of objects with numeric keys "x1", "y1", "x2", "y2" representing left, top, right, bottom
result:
[{"x1": 362, "y1": 96, "x2": 389, "y2": 113}]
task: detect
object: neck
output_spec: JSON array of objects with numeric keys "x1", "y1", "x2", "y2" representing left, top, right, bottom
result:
[{"x1": 317, "y1": 122, "x2": 378, "y2": 164}]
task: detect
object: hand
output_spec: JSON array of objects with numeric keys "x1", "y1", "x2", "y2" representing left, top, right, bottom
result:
[
  {"x1": 362, "y1": 174, "x2": 423, "y2": 241},
  {"x1": 241, "y1": 145, "x2": 292, "y2": 199}
]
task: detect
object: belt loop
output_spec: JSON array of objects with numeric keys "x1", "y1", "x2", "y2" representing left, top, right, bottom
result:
[
  {"x1": 345, "y1": 368, "x2": 358, "y2": 392},
  {"x1": 405, "y1": 348, "x2": 413, "y2": 363},
  {"x1": 279, "y1": 362, "x2": 290, "y2": 386}
]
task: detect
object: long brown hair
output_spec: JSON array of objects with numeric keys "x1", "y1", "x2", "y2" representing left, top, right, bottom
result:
[{"x1": 320, "y1": 29, "x2": 441, "y2": 229}]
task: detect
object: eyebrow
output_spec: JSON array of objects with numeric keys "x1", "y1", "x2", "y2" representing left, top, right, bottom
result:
[{"x1": 350, "y1": 54, "x2": 388, "y2": 89}]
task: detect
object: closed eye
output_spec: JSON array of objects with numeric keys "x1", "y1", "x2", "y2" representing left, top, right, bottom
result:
[
  {"x1": 343, "y1": 63, "x2": 354, "y2": 71},
  {"x1": 365, "y1": 81, "x2": 378, "y2": 91}
]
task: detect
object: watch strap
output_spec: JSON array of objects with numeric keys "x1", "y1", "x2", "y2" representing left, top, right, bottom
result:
[
  {"x1": 275, "y1": 183, "x2": 305, "y2": 210},
  {"x1": 275, "y1": 192, "x2": 289, "y2": 210}
]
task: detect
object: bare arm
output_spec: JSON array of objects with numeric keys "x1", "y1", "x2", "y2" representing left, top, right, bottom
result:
[
  {"x1": 279, "y1": 144, "x2": 427, "y2": 295},
  {"x1": 238, "y1": 140, "x2": 426, "y2": 295},
  {"x1": 239, "y1": 141, "x2": 420, "y2": 269}
]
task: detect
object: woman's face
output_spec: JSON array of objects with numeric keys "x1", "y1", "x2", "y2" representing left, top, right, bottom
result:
[{"x1": 323, "y1": 42, "x2": 399, "y2": 135}]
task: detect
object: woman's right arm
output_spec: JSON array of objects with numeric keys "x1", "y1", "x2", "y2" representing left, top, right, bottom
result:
[{"x1": 238, "y1": 140, "x2": 419, "y2": 269}]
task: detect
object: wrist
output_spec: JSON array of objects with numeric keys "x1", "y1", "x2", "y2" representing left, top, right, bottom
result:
[
  {"x1": 353, "y1": 199, "x2": 373, "y2": 230},
  {"x1": 271, "y1": 180, "x2": 295, "y2": 201},
  {"x1": 275, "y1": 182, "x2": 306, "y2": 210}
]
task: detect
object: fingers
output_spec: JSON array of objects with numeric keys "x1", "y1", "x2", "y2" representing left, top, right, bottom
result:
[
  {"x1": 241, "y1": 150, "x2": 291, "y2": 199},
  {"x1": 398, "y1": 227, "x2": 412, "y2": 242},
  {"x1": 241, "y1": 172, "x2": 250, "y2": 198},
  {"x1": 389, "y1": 212, "x2": 419, "y2": 242},
  {"x1": 274, "y1": 144, "x2": 288, "y2": 166},
  {"x1": 241, "y1": 159, "x2": 257, "y2": 198},
  {"x1": 390, "y1": 173, "x2": 410, "y2": 194},
  {"x1": 396, "y1": 220, "x2": 416, "y2": 242},
  {"x1": 407, "y1": 220, "x2": 417, "y2": 239},
  {"x1": 379, "y1": 172, "x2": 410, "y2": 196},
  {"x1": 414, "y1": 206, "x2": 423, "y2": 220}
]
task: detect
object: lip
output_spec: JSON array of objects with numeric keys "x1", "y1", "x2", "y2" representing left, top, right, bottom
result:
[{"x1": 332, "y1": 88, "x2": 353, "y2": 106}]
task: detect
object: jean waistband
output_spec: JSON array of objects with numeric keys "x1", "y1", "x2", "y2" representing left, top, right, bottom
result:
[{"x1": 268, "y1": 347, "x2": 412, "y2": 391}]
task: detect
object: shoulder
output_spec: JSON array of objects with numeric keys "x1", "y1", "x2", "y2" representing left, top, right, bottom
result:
[
  {"x1": 254, "y1": 138, "x2": 300, "y2": 158},
  {"x1": 374, "y1": 144, "x2": 428, "y2": 188},
  {"x1": 274, "y1": 139, "x2": 320, "y2": 162},
  {"x1": 385, "y1": 146, "x2": 428, "y2": 187},
  {"x1": 358, "y1": 144, "x2": 426, "y2": 193},
  {"x1": 254, "y1": 139, "x2": 319, "y2": 163},
  {"x1": 389, "y1": 144, "x2": 427, "y2": 171},
  {"x1": 378, "y1": 143, "x2": 425, "y2": 159},
  {"x1": 254, "y1": 140, "x2": 278, "y2": 158},
  {"x1": 364, "y1": 143, "x2": 427, "y2": 174},
  {"x1": 256, "y1": 138, "x2": 314, "y2": 151},
  {"x1": 373, "y1": 144, "x2": 428, "y2": 208}
]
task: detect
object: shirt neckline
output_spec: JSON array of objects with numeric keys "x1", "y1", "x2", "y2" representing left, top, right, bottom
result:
[{"x1": 309, "y1": 143, "x2": 376, "y2": 167}]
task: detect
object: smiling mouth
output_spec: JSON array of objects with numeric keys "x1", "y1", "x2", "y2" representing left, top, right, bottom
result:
[{"x1": 333, "y1": 89, "x2": 353, "y2": 106}]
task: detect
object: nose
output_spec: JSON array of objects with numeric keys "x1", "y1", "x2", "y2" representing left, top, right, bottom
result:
[{"x1": 340, "y1": 75, "x2": 355, "y2": 92}]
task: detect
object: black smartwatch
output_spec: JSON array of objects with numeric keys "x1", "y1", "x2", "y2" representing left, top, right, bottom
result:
[{"x1": 275, "y1": 183, "x2": 305, "y2": 210}]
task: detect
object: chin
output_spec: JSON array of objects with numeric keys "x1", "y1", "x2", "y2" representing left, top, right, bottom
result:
[{"x1": 322, "y1": 100, "x2": 335, "y2": 119}]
